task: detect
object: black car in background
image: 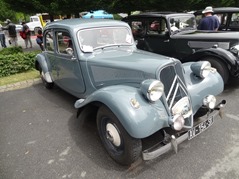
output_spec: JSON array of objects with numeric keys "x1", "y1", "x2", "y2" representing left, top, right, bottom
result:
[
  {"x1": 194, "y1": 7, "x2": 239, "y2": 31},
  {"x1": 123, "y1": 12, "x2": 239, "y2": 84}
]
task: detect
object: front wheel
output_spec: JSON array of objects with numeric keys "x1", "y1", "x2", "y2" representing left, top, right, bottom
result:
[
  {"x1": 202, "y1": 57, "x2": 229, "y2": 84},
  {"x1": 97, "y1": 106, "x2": 142, "y2": 166}
]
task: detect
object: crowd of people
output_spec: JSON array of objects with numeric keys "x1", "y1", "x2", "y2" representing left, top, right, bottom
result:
[{"x1": 0, "y1": 19, "x2": 43, "y2": 50}]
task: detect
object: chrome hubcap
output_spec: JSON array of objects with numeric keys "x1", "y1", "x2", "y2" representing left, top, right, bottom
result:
[{"x1": 106, "y1": 123, "x2": 121, "y2": 147}]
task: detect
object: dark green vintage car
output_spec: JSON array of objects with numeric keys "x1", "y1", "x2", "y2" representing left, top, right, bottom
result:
[
  {"x1": 123, "y1": 12, "x2": 239, "y2": 84},
  {"x1": 35, "y1": 18, "x2": 225, "y2": 166}
]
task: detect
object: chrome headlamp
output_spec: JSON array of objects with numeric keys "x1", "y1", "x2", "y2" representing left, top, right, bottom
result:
[
  {"x1": 140, "y1": 79, "x2": 164, "y2": 102},
  {"x1": 171, "y1": 97, "x2": 192, "y2": 131},
  {"x1": 203, "y1": 95, "x2": 216, "y2": 109},
  {"x1": 172, "y1": 115, "x2": 185, "y2": 131},
  {"x1": 190, "y1": 61, "x2": 212, "y2": 78},
  {"x1": 172, "y1": 97, "x2": 192, "y2": 118},
  {"x1": 230, "y1": 44, "x2": 239, "y2": 56}
]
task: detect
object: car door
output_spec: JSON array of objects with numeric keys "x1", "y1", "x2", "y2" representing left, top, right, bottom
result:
[
  {"x1": 54, "y1": 30, "x2": 85, "y2": 95},
  {"x1": 130, "y1": 18, "x2": 173, "y2": 56}
]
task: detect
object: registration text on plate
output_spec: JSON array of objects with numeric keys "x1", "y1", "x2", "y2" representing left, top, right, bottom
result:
[{"x1": 188, "y1": 116, "x2": 214, "y2": 140}]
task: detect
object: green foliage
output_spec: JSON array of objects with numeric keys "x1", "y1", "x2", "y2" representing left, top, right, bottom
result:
[
  {"x1": 0, "y1": 46, "x2": 23, "y2": 55},
  {"x1": 2, "y1": 0, "x2": 239, "y2": 21},
  {"x1": 0, "y1": 47, "x2": 38, "y2": 77}
]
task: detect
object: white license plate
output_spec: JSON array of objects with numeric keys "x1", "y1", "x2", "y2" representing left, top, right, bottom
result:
[{"x1": 188, "y1": 116, "x2": 214, "y2": 140}]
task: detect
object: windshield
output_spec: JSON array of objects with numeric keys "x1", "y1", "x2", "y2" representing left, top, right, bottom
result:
[
  {"x1": 78, "y1": 27, "x2": 133, "y2": 50},
  {"x1": 169, "y1": 16, "x2": 196, "y2": 32}
]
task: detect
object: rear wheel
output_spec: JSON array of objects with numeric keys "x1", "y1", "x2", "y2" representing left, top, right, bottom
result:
[
  {"x1": 97, "y1": 106, "x2": 142, "y2": 166},
  {"x1": 202, "y1": 57, "x2": 229, "y2": 84}
]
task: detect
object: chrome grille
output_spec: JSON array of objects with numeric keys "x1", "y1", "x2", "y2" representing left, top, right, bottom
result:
[{"x1": 159, "y1": 62, "x2": 192, "y2": 127}]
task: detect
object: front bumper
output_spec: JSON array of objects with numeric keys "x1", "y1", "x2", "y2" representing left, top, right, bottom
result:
[{"x1": 142, "y1": 99, "x2": 226, "y2": 161}]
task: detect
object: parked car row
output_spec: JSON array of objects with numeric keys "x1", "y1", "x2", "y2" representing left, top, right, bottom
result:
[
  {"x1": 35, "y1": 18, "x2": 226, "y2": 165},
  {"x1": 122, "y1": 11, "x2": 239, "y2": 84}
]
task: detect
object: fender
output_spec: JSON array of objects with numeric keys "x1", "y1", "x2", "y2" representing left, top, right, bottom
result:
[
  {"x1": 35, "y1": 54, "x2": 53, "y2": 83},
  {"x1": 182, "y1": 62, "x2": 224, "y2": 112},
  {"x1": 186, "y1": 47, "x2": 238, "y2": 68},
  {"x1": 74, "y1": 85, "x2": 170, "y2": 139}
]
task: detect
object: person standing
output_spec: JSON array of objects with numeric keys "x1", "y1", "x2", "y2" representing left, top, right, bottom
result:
[
  {"x1": 22, "y1": 21, "x2": 32, "y2": 48},
  {"x1": 197, "y1": 6, "x2": 220, "y2": 31},
  {"x1": 0, "y1": 23, "x2": 7, "y2": 48},
  {"x1": 36, "y1": 29, "x2": 44, "y2": 51},
  {"x1": 2, "y1": 19, "x2": 18, "y2": 46}
]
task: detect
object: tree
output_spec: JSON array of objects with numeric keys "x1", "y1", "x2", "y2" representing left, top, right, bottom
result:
[
  {"x1": 2, "y1": 0, "x2": 239, "y2": 21},
  {"x1": 0, "y1": 0, "x2": 16, "y2": 22}
]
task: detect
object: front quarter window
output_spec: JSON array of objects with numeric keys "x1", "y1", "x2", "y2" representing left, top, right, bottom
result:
[
  {"x1": 45, "y1": 30, "x2": 54, "y2": 52},
  {"x1": 78, "y1": 27, "x2": 133, "y2": 51}
]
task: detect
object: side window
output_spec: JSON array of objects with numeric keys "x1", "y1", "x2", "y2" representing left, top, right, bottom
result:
[
  {"x1": 230, "y1": 13, "x2": 239, "y2": 27},
  {"x1": 45, "y1": 30, "x2": 54, "y2": 52},
  {"x1": 131, "y1": 21, "x2": 145, "y2": 36},
  {"x1": 56, "y1": 31, "x2": 73, "y2": 55},
  {"x1": 147, "y1": 19, "x2": 168, "y2": 35},
  {"x1": 148, "y1": 20, "x2": 160, "y2": 34}
]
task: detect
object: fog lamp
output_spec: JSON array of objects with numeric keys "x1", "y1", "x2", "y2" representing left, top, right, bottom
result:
[{"x1": 203, "y1": 95, "x2": 216, "y2": 109}]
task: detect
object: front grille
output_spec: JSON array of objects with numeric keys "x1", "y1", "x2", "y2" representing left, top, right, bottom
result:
[{"x1": 158, "y1": 62, "x2": 192, "y2": 127}]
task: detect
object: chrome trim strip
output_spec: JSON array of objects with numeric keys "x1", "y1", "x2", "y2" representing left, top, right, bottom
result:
[
  {"x1": 169, "y1": 83, "x2": 179, "y2": 109},
  {"x1": 166, "y1": 76, "x2": 177, "y2": 101}
]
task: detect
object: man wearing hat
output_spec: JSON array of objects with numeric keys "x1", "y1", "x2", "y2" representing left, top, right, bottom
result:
[
  {"x1": 2, "y1": 19, "x2": 18, "y2": 46},
  {"x1": 197, "y1": 6, "x2": 220, "y2": 31}
]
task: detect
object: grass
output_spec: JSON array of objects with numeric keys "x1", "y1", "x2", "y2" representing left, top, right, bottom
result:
[{"x1": 0, "y1": 70, "x2": 40, "y2": 86}]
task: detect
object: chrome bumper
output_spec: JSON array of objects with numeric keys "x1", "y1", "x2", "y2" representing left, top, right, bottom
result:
[{"x1": 142, "y1": 100, "x2": 226, "y2": 161}]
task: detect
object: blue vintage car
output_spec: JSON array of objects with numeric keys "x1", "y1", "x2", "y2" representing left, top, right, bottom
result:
[{"x1": 35, "y1": 18, "x2": 225, "y2": 166}]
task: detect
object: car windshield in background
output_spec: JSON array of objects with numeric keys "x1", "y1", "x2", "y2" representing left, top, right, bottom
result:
[
  {"x1": 78, "y1": 27, "x2": 133, "y2": 50},
  {"x1": 169, "y1": 16, "x2": 196, "y2": 32}
]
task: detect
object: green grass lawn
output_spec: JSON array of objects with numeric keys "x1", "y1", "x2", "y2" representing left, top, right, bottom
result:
[{"x1": 0, "y1": 70, "x2": 40, "y2": 86}]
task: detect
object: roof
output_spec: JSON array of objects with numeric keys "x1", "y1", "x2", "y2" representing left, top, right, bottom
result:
[
  {"x1": 194, "y1": 7, "x2": 239, "y2": 15},
  {"x1": 45, "y1": 18, "x2": 128, "y2": 30},
  {"x1": 124, "y1": 12, "x2": 194, "y2": 20}
]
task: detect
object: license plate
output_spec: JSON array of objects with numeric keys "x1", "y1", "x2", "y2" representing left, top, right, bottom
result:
[{"x1": 188, "y1": 116, "x2": 214, "y2": 140}]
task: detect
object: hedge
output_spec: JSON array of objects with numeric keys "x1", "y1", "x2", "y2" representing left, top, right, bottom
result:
[{"x1": 0, "y1": 47, "x2": 39, "y2": 77}]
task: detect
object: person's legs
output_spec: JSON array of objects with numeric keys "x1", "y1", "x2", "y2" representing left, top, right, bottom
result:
[
  {"x1": 24, "y1": 38, "x2": 28, "y2": 48},
  {"x1": 0, "y1": 34, "x2": 4, "y2": 47},
  {"x1": 10, "y1": 37, "x2": 18, "y2": 46},
  {"x1": 2, "y1": 34, "x2": 7, "y2": 47},
  {"x1": 28, "y1": 35, "x2": 32, "y2": 48},
  {"x1": 0, "y1": 34, "x2": 7, "y2": 47}
]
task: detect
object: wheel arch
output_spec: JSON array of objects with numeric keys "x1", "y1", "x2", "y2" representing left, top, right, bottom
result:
[
  {"x1": 75, "y1": 85, "x2": 170, "y2": 139},
  {"x1": 35, "y1": 54, "x2": 53, "y2": 83},
  {"x1": 187, "y1": 47, "x2": 237, "y2": 68}
]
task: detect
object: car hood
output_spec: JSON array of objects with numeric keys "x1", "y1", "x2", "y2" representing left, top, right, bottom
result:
[{"x1": 85, "y1": 47, "x2": 177, "y2": 87}]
